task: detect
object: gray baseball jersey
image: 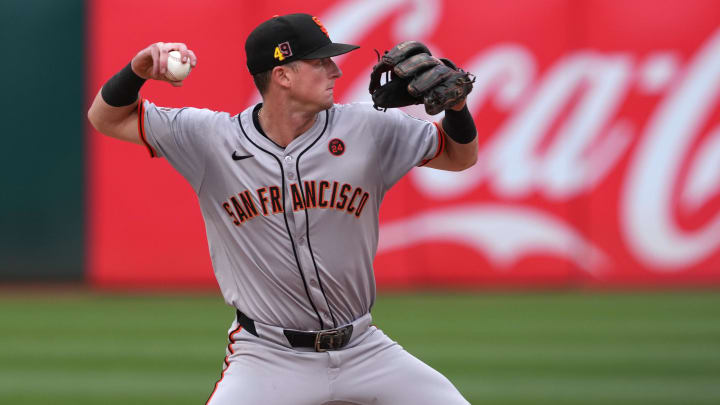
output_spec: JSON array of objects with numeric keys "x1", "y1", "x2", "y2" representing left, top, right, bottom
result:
[{"x1": 139, "y1": 100, "x2": 443, "y2": 331}]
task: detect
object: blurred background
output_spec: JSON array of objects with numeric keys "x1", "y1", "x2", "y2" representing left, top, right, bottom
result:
[{"x1": 1, "y1": 0, "x2": 719, "y2": 403}]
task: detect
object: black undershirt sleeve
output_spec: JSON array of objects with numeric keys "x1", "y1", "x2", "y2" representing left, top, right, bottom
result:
[
  {"x1": 101, "y1": 63, "x2": 147, "y2": 107},
  {"x1": 441, "y1": 105, "x2": 477, "y2": 144}
]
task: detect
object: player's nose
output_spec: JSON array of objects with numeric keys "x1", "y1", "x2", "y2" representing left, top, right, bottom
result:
[{"x1": 328, "y1": 58, "x2": 342, "y2": 79}]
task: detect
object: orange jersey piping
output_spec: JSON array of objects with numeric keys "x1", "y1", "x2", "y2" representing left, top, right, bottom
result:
[
  {"x1": 420, "y1": 121, "x2": 446, "y2": 166},
  {"x1": 205, "y1": 324, "x2": 243, "y2": 404},
  {"x1": 137, "y1": 98, "x2": 158, "y2": 158}
]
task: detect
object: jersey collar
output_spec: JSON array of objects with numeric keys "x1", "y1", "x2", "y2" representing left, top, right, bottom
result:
[{"x1": 238, "y1": 104, "x2": 330, "y2": 155}]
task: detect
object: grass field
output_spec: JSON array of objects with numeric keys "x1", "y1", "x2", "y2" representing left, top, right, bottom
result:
[{"x1": 0, "y1": 291, "x2": 719, "y2": 404}]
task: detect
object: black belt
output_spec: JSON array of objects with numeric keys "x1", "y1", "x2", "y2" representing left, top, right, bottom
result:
[{"x1": 236, "y1": 310, "x2": 353, "y2": 352}]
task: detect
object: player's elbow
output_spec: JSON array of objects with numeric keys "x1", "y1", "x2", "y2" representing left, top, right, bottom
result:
[
  {"x1": 87, "y1": 106, "x2": 103, "y2": 133},
  {"x1": 87, "y1": 99, "x2": 132, "y2": 141},
  {"x1": 87, "y1": 113, "x2": 117, "y2": 140},
  {"x1": 87, "y1": 90, "x2": 134, "y2": 139},
  {"x1": 87, "y1": 101, "x2": 110, "y2": 135}
]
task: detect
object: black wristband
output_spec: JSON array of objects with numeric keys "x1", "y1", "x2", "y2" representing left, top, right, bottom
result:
[
  {"x1": 100, "y1": 62, "x2": 147, "y2": 107},
  {"x1": 441, "y1": 105, "x2": 477, "y2": 144}
]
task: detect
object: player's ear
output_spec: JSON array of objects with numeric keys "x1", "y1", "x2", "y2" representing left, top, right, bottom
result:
[{"x1": 271, "y1": 64, "x2": 294, "y2": 90}]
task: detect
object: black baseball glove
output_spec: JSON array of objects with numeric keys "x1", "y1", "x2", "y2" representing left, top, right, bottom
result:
[{"x1": 368, "y1": 41, "x2": 475, "y2": 115}]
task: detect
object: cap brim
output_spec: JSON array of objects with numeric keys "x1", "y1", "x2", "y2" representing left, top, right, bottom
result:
[{"x1": 301, "y1": 42, "x2": 360, "y2": 59}]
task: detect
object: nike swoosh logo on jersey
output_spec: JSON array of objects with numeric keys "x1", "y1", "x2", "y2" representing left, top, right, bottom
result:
[{"x1": 232, "y1": 151, "x2": 254, "y2": 161}]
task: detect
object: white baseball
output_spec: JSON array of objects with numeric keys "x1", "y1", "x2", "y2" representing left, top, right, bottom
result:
[{"x1": 165, "y1": 50, "x2": 192, "y2": 81}]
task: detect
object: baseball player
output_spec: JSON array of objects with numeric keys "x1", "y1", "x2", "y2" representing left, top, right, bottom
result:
[{"x1": 88, "y1": 13, "x2": 477, "y2": 405}]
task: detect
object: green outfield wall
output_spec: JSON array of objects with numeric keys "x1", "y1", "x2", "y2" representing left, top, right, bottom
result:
[{"x1": 0, "y1": 0, "x2": 85, "y2": 280}]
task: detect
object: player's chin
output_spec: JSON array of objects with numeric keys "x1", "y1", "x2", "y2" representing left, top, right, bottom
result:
[{"x1": 320, "y1": 97, "x2": 334, "y2": 110}]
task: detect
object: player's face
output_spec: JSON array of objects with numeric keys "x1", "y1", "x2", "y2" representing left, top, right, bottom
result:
[{"x1": 291, "y1": 58, "x2": 342, "y2": 111}]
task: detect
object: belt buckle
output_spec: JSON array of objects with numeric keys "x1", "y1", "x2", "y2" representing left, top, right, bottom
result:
[{"x1": 314, "y1": 325, "x2": 353, "y2": 352}]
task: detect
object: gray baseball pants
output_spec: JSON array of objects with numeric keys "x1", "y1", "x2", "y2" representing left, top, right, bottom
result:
[{"x1": 206, "y1": 314, "x2": 469, "y2": 405}]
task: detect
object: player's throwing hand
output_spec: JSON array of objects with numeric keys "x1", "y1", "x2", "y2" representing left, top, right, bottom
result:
[{"x1": 131, "y1": 42, "x2": 198, "y2": 86}]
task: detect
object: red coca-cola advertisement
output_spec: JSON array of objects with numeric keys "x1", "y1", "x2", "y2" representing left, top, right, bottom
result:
[{"x1": 87, "y1": 0, "x2": 720, "y2": 288}]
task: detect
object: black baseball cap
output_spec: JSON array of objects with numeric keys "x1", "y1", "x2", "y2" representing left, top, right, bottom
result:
[{"x1": 245, "y1": 13, "x2": 360, "y2": 75}]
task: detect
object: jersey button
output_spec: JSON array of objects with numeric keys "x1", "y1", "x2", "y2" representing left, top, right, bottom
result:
[
  {"x1": 287, "y1": 172, "x2": 295, "y2": 180},
  {"x1": 297, "y1": 237, "x2": 306, "y2": 245},
  {"x1": 284, "y1": 155, "x2": 293, "y2": 164},
  {"x1": 309, "y1": 279, "x2": 317, "y2": 287}
]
